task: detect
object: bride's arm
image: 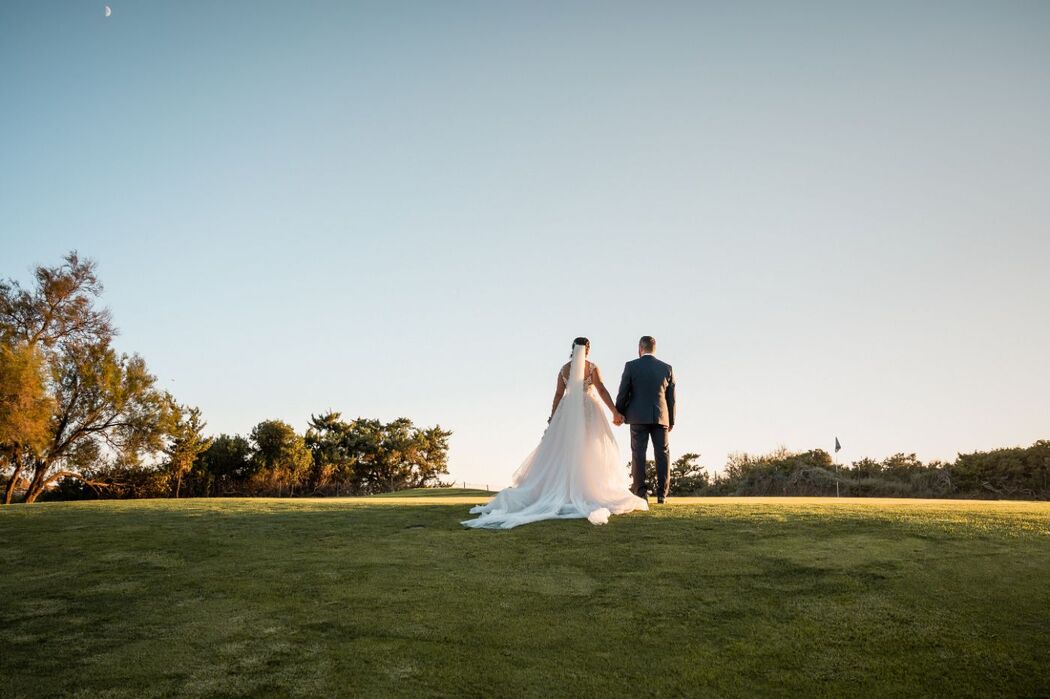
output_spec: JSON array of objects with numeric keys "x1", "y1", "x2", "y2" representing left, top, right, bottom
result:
[
  {"x1": 550, "y1": 367, "x2": 567, "y2": 421},
  {"x1": 592, "y1": 366, "x2": 623, "y2": 419}
]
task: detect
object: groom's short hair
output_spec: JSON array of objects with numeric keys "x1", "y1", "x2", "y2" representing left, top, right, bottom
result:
[{"x1": 639, "y1": 336, "x2": 656, "y2": 353}]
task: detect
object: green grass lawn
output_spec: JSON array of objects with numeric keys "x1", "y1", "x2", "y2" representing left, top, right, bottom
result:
[{"x1": 2, "y1": 495, "x2": 1049, "y2": 698}]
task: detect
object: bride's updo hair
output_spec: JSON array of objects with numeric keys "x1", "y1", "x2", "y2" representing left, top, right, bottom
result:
[{"x1": 571, "y1": 337, "x2": 590, "y2": 356}]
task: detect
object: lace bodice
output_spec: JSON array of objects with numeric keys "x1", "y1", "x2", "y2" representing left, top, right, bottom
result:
[{"x1": 559, "y1": 361, "x2": 596, "y2": 391}]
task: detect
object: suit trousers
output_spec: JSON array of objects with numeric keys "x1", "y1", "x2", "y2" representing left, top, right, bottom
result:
[{"x1": 630, "y1": 424, "x2": 669, "y2": 498}]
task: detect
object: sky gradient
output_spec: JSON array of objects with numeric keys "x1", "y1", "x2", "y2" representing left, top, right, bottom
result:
[{"x1": 3, "y1": 1, "x2": 1049, "y2": 487}]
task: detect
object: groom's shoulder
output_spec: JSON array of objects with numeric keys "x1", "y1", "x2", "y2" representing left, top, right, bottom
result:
[
  {"x1": 634, "y1": 355, "x2": 671, "y2": 367},
  {"x1": 651, "y1": 356, "x2": 673, "y2": 372}
]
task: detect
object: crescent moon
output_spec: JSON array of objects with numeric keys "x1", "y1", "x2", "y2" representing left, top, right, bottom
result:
[{"x1": 104, "y1": 5, "x2": 112, "y2": 17}]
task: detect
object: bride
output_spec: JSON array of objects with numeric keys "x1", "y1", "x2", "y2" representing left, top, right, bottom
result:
[{"x1": 462, "y1": 337, "x2": 649, "y2": 529}]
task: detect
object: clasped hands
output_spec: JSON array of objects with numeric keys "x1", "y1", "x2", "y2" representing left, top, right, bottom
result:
[{"x1": 550, "y1": 410, "x2": 627, "y2": 426}]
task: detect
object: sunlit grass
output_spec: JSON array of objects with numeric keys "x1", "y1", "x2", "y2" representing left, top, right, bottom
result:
[
  {"x1": 363, "y1": 486, "x2": 496, "y2": 501},
  {"x1": 2, "y1": 496, "x2": 1048, "y2": 697}
]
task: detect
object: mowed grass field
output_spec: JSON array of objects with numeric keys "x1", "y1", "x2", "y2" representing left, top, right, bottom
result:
[{"x1": 2, "y1": 491, "x2": 1049, "y2": 698}]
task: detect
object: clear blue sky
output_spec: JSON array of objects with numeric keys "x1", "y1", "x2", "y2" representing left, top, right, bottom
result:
[{"x1": 3, "y1": 1, "x2": 1048, "y2": 487}]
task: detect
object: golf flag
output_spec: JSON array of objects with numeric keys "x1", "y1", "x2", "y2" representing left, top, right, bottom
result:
[{"x1": 834, "y1": 437, "x2": 842, "y2": 453}]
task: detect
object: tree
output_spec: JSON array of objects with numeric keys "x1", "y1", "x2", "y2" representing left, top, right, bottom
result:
[
  {"x1": 0, "y1": 251, "x2": 113, "y2": 350},
  {"x1": 305, "y1": 411, "x2": 352, "y2": 494},
  {"x1": 0, "y1": 252, "x2": 175, "y2": 503},
  {"x1": 669, "y1": 453, "x2": 709, "y2": 495},
  {"x1": 304, "y1": 413, "x2": 452, "y2": 495},
  {"x1": 250, "y1": 419, "x2": 312, "y2": 496},
  {"x1": 194, "y1": 434, "x2": 254, "y2": 496},
  {"x1": 164, "y1": 404, "x2": 213, "y2": 498},
  {"x1": 411, "y1": 425, "x2": 453, "y2": 487},
  {"x1": 0, "y1": 343, "x2": 55, "y2": 503},
  {"x1": 628, "y1": 452, "x2": 710, "y2": 497},
  {"x1": 349, "y1": 417, "x2": 452, "y2": 494}
]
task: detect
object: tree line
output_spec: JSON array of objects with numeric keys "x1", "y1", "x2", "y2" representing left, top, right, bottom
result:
[
  {"x1": 651, "y1": 442, "x2": 1050, "y2": 500},
  {"x1": 2, "y1": 253, "x2": 1046, "y2": 503},
  {"x1": 45, "y1": 413, "x2": 453, "y2": 501},
  {"x1": 0, "y1": 252, "x2": 450, "y2": 503}
]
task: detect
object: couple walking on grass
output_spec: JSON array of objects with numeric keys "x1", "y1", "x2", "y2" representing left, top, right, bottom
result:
[{"x1": 463, "y1": 335, "x2": 675, "y2": 529}]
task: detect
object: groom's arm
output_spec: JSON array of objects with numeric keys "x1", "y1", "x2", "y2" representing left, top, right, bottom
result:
[
  {"x1": 615, "y1": 363, "x2": 632, "y2": 415},
  {"x1": 666, "y1": 366, "x2": 676, "y2": 430}
]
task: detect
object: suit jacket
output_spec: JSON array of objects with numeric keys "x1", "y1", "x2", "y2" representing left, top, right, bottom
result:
[{"x1": 615, "y1": 354, "x2": 676, "y2": 427}]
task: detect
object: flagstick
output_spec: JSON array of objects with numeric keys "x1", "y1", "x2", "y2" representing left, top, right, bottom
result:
[{"x1": 834, "y1": 437, "x2": 842, "y2": 497}]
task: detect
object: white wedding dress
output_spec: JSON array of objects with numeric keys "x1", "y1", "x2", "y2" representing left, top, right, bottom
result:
[{"x1": 462, "y1": 344, "x2": 649, "y2": 529}]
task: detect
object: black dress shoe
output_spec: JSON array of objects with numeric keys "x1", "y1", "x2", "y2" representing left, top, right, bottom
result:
[{"x1": 657, "y1": 497, "x2": 665, "y2": 504}]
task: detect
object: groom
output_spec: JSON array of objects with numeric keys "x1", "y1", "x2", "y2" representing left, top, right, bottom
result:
[{"x1": 614, "y1": 336, "x2": 676, "y2": 504}]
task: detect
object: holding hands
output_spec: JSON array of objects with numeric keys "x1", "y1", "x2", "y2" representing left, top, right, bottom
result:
[{"x1": 612, "y1": 410, "x2": 625, "y2": 426}]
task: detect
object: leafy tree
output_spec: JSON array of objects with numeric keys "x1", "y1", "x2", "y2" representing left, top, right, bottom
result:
[
  {"x1": 628, "y1": 453, "x2": 711, "y2": 496},
  {"x1": 669, "y1": 453, "x2": 709, "y2": 494},
  {"x1": 0, "y1": 253, "x2": 175, "y2": 503},
  {"x1": 0, "y1": 342, "x2": 54, "y2": 502},
  {"x1": 0, "y1": 251, "x2": 113, "y2": 349},
  {"x1": 305, "y1": 411, "x2": 352, "y2": 494},
  {"x1": 304, "y1": 413, "x2": 451, "y2": 495},
  {"x1": 194, "y1": 434, "x2": 254, "y2": 496},
  {"x1": 850, "y1": 457, "x2": 884, "y2": 479},
  {"x1": 164, "y1": 404, "x2": 213, "y2": 498},
  {"x1": 878, "y1": 453, "x2": 927, "y2": 479},
  {"x1": 250, "y1": 419, "x2": 312, "y2": 496},
  {"x1": 356, "y1": 417, "x2": 451, "y2": 494}
]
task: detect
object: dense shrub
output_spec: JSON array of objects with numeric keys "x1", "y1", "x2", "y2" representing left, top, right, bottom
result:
[
  {"x1": 628, "y1": 442, "x2": 1049, "y2": 500},
  {"x1": 950, "y1": 441, "x2": 1050, "y2": 499}
]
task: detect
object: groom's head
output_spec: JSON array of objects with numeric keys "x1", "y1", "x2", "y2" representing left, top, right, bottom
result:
[{"x1": 638, "y1": 336, "x2": 656, "y2": 357}]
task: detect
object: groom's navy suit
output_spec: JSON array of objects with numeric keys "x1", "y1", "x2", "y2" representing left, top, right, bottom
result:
[{"x1": 615, "y1": 354, "x2": 676, "y2": 499}]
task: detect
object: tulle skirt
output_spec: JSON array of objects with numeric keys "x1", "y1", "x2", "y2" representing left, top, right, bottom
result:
[{"x1": 462, "y1": 389, "x2": 649, "y2": 529}]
